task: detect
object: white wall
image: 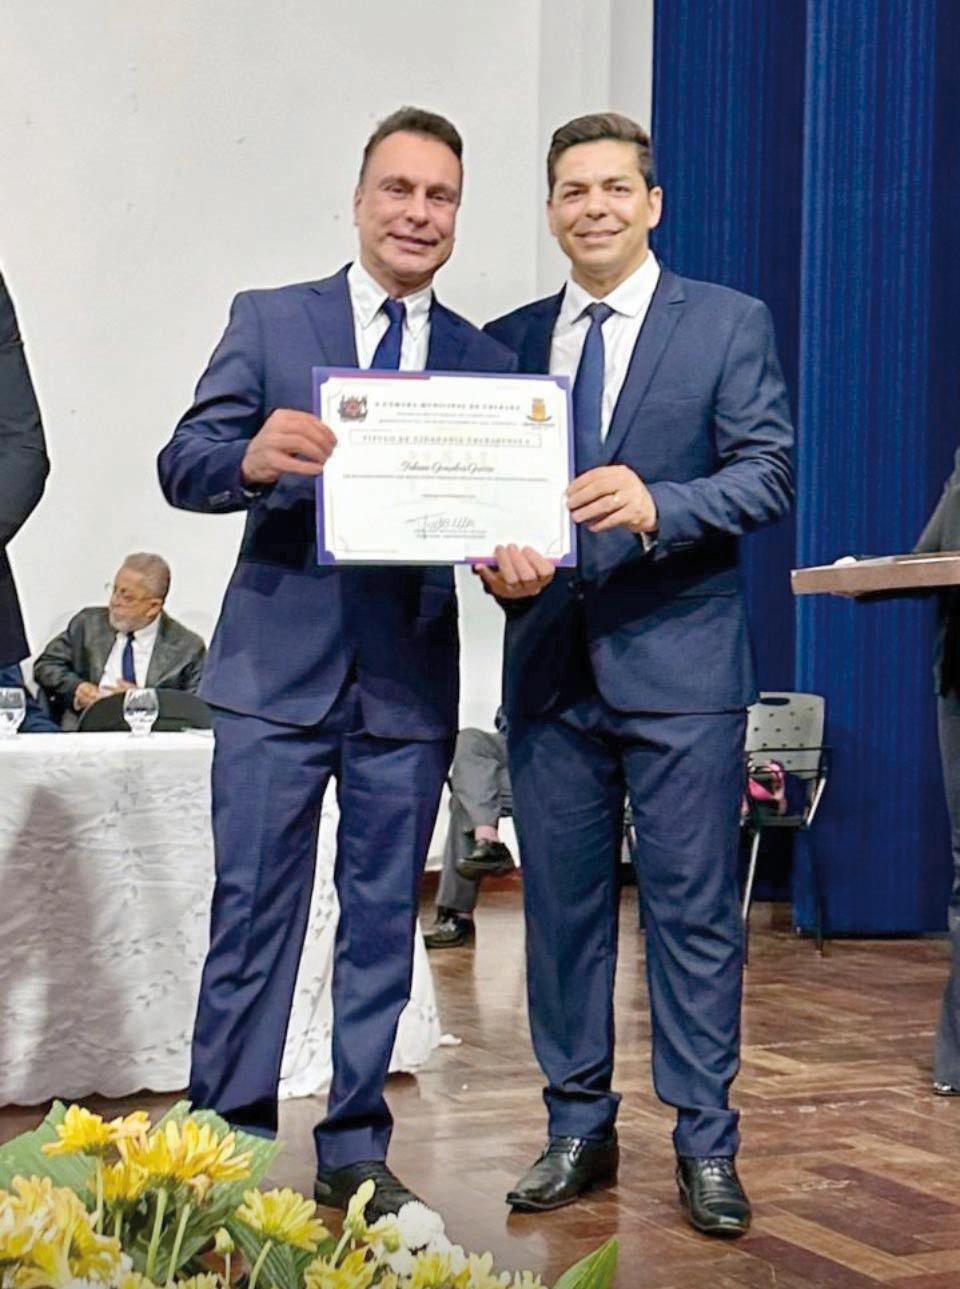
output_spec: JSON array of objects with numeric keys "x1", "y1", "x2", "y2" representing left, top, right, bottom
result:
[{"x1": 1, "y1": 0, "x2": 652, "y2": 732}]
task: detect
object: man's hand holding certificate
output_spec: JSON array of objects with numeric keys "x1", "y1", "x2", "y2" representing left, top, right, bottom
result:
[{"x1": 313, "y1": 369, "x2": 575, "y2": 567}]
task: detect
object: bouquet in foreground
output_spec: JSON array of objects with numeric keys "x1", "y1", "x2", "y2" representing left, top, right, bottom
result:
[{"x1": 0, "y1": 1102, "x2": 617, "y2": 1288}]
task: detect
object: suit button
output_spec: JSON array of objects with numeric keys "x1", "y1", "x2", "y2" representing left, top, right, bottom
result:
[{"x1": 568, "y1": 576, "x2": 584, "y2": 599}]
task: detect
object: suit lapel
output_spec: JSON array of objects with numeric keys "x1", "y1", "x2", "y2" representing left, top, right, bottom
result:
[
  {"x1": 89, "y1": 611, "x2": 116, "y2": 683},
  {"x1": 601, "y1": 269, "x2": 685, "y2": 464},
  {"x1": 303, "y1": 266, "x2": 359, "y2": 368},
  {"x1": 426, "y1": 300, "x2": 469, "y2": 371},
  {"x1": 520, "y1": 293, "x2": 564, "y2": 375},
  {"x1": 145, "y1": 614, "x2": 171, "y2": 686}
]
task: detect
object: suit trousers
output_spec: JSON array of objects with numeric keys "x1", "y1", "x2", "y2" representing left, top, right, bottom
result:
[
  {"x1": 188, "y1": 681, "x2": 451, "y2": 1170},
  {"x1": 436, "y1": 727, "x2": 512, "y2": 914},
  {"x1": 934, "y1": 693, "x2": 960, "y2": 1086},
  {"x1": 508, "y1": 696, "x2": 746, "y2": 1158}
]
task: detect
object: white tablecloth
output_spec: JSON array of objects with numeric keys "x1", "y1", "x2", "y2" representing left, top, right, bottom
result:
[{"x1": 0, "y1": 732, "x2": 441, "y2": 1105}]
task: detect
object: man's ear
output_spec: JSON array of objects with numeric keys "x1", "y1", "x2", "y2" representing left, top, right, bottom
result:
[{"x1": 648, "y1": 186, "x2": 664, "y2": 232}]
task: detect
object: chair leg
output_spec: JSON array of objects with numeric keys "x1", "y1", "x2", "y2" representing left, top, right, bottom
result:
[
  {"x1": 742, "y1": 829, "x2": 762, "y2": 967},
  {"x1": 808, "y1": 831, "x2": 825, "y2": 955}
]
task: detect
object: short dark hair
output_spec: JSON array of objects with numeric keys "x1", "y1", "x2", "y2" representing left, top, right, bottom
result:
[
  {"x1": 359, "y1": 107, "x2": 463, "y2": 182},
  {"x1": 547, "y1": 112, "x2": 656, "y2": 193}
]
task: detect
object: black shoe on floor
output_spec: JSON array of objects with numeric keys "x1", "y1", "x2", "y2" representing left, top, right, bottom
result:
[
  {"x1": 506, "y1": 1133, "x2": 619, "y2": 1211},
  {"x1": 455, "y1": 839, "x2": 515, "y2": 880},
  {"x1": 676, "y1": 1155, "x2": 751, "y2": 1238},
  {"x1": 314, "y1": 1159, "x2": 422, "y2": 1220},
  {"x1": 422, "y1": 908, "x2": 475, "y2": 949},
  {"x1": 933, "y1": 1081, "x2": 960, "y2": 1096}
]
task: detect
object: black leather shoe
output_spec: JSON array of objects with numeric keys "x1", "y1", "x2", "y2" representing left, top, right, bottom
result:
[
  {"x1": 422, "y1": 908, "x2": 475, "y2": 949},
  {"x1": 676, "y1": 1156, "x2": 751, "y2": 1237},
  {"x1": 506, "y1": 1134, "x2": 618, "y2": 1211},
  {"x1": 314, "y1": 1160, "x2": 422, "y2": 1220},
  {"x1": 933, "y1": 1081, "x2": 960, "y2": 1096},
  {"x1": 455, "y1": 839, "x2": 515, "y2": 880}
]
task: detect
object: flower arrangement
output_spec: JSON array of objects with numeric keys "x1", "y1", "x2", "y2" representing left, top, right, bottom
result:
[{"x1": 0, "y1": 1103, "x2": 617, "y2": 1289}]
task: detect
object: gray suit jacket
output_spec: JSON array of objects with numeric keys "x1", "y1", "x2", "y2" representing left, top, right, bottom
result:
[
  {"x1": 34, "y1": 607, "x2": 206, "y2": 729},
  {"x1": 915, "y1": 448, "x2": 960, "y2": 697},
  {"x1": 0, "y1": 272, "x2": 48, "y2": 666}
]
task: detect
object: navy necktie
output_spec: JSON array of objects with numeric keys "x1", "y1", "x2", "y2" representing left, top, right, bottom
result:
[
  {"x1": 121, "y1": 633, "x2": 136, "y2": 684},
  {"x1": 572, "y1": 301, "x2": 614, "y2": 473},
  {"x1": 369, "y1": 297, "x2": 406, "y2": 370}
]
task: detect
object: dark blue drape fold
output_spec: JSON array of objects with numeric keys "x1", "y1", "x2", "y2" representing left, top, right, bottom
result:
[{"x1": 653, "y1": 0, "x2": 958, "y2": 930}]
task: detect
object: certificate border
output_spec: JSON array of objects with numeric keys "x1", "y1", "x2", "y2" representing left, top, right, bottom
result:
[{"x1": 313, "y1": 367, "x2": 577, "y2": 567}]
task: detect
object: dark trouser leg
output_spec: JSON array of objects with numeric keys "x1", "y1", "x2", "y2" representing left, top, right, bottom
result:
[
  {"x1": 189, "y1": 706, "x2": 338, "y2": 1133},
  {"x1": 622, "y1": 711, "x2": 746, "y2": 1158},
  {"x1": 508, "y1": 713, "x2": 624, "y2": 1138},
  {"x1": 436, "y1": 792, "x2": 482, "y2": 914},
  {"x1": 314, "y1": 729, "x2": 451, "y2": 1170},
  {"x1": 934, "y1": 694, "x2": 960, "y2": 1086}
]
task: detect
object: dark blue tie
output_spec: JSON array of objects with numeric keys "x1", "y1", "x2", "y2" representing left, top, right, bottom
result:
[
  {"x1": 572, "y1": 301, "x2": 614, "y2": 473},
  {"x1": 121, "y1": 633, "x2": 136, "y2": 684},
  {"x1": 369, "y1": 297, "x2": 406, "y2": 370}
]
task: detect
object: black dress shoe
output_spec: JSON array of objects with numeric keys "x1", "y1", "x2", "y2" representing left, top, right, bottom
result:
[
  {"x1": 455, "y1": 839, "x2": 515, "y2": 880},
  {"x1": 676, "y1": 1155, "x2": 751, "y2": 1237},
  {"x1": 314, "y1": 1160, "x2": 422, "y2": 1220},
  {"x1": 507, "y1": 1133, "x2": 618, "y2": 1211},
  {"x1": 423, "y1": 908, "x2": 475, "y2": 949},
  {"x1": 933, "y1": 1080, "x2": 960, "y2": 1096}
]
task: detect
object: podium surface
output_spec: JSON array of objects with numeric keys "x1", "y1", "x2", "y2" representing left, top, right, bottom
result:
[{"x1": 791, "y1": 551, "x2": 960, "y2": 595}]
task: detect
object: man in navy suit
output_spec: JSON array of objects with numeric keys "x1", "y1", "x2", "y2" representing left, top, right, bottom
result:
[
  {"x1": 157, "y1": 108, "x2": 528, "y2": 1219},
  {"x1": 481, "y1": 113, "x2": 793, "y2": 1235}
]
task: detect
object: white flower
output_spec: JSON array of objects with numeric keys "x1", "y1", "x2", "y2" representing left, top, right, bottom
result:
[
  {"x1": 395, "y1": 1199, "x2": 445, "y2": 1250},
  {"x1": 384, "y1": 1245, "x2": 416, "y2": 1276}
]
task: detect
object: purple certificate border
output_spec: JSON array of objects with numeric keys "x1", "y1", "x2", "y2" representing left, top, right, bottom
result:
[{"x1": 313, "y1": 367, "x2": 576, "y2": 567}]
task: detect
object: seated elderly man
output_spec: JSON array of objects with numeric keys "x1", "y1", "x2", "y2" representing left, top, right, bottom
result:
[{"x1": 34, "y1": 552, "x2": 205, "y2": 729}]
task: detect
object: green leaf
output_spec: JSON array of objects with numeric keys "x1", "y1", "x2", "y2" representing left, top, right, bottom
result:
[
  {"x1": 224, "y1": 1217, "x2": 323, "y2": 1289},
  {"x1": 551, "y1": 1237, "x2": 619, "y2": 1289}
]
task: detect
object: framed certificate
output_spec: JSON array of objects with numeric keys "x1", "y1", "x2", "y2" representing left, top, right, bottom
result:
[{"x1": 313, "y1": 368, "x2": 576, "y2": 565}]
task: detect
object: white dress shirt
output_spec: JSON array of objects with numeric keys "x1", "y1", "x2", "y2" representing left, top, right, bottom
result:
[
  {"x1": 99, "y1": 616, "x2": 160, "y2": 690},
  {"x1": 550, "y1": 252, "x2": 661, "y2": 440},
  {"x1": 347, "y1": 259, "x2": 432, "y2": 371}
]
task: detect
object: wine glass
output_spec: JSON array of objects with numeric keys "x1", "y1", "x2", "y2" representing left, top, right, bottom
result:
[
  {"x1": 0, "y1": 688, "x2": 26, "y2": 739},
  {"x1": 123, "y1": 687, "x2": 159, "y2": 737}
]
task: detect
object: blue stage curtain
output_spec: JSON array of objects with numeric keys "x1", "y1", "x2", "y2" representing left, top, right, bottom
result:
[
  {"x1": 652, "y1": 0, "x2": 805, "y2": 693},
  {"x1": 653, "y1": 0, "x2": 958, "y2": 930},
  {"x1": 795, "y1": 0, "x2": 955, "y2": 932}
]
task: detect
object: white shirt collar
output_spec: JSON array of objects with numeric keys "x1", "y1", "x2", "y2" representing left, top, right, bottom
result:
[
  {"x1": 347, "y1": 259, "x2": 433, "y2": 338},
  {"x1": 121, "y1": 615, "x2": 160, "y2": 646},
  {"x1": 558, "y1": 251, "x2": 661, "y2": 329}
]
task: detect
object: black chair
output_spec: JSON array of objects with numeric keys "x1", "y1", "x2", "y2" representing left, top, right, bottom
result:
[
  {"x1": 76, "y1": 689, "x2": 213, "y2": 733},
  {"x1": 741, "y1": 691, "x2": 829, "y2": 956}
]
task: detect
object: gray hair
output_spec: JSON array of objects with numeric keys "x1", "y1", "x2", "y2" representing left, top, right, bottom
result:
[{"x1": 121, "y1": 552, "x2": 170, "y2": 600}]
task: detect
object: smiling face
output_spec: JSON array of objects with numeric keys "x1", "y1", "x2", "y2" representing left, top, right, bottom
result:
[
  {"x1": 353, "y1": 130, "x2": 462, "y2": 297},
  {"x1": 547, "y1": 138, "x2": 663, "y2": 296}
]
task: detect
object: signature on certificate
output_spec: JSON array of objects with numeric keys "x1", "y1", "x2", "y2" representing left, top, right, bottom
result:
[{"x1": 408, "y1": 513, "x2": 480, "y2": 540}]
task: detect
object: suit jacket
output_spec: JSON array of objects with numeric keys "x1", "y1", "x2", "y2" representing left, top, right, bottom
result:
[
  {"x1": 0, "y1": 664, "x2": 61, "y2": 733},
  {"x1": 0, "y1": 273, "x2": 49, "y2": 667},
  {"x1": 33, "y1": 607, "x2": 206, "y2": 729},
  {"x1": 157, "y1": 266, "x2": 516, "y2": 736},
  {"x1": 914, "y1": 448, "x2": 960, "y2": 696},
  {"x1": 485, "y1": 267, "x2": 794, "y2": 717}
]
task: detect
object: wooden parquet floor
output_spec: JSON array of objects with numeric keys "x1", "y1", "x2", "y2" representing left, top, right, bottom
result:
[{"x1": 4, "y1": 885, "x2": 960, "y2": 1288}]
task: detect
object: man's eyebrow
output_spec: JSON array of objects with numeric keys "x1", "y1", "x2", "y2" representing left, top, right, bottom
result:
[{"x1": 378, "y1": 173, "x2": 413, "y2": 187}]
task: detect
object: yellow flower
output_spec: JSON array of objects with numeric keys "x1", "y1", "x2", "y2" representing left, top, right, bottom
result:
[
  {"x1": 119, "y1": 1275, "x2": 162, "y2": 1289},
  {"x1": 173, "y1": 1277, "x2": 222, "y2": 1289},
  {"x1": 363, "y1": 1214, "x2": 401, "y2": 1253},
  {"x1": 506, "y1": 1275, "x2": 546, "y2": 1289},
  {"x1": 214, "y1": 1225, "x2": 235, "y2": 1255},
  {"x1": 463, "y1": 1253, "x2": 506, "y2": 1289},
  {"x1": 304, "y1": 1247, "x2": 376, "y2": 1289},
  {"x1": 121, "y1": 1118, "x2": 252, "y2": 1197},
  {"x1": 42, "y1": 1106, "x2": 150, "y2": 1159},
  {"x1": 342, "y1": 1179, "x2": 375, "y2": 1238},
  {"x1": 10, "y1": 1180, "x2": 122, "y2": 1288},
  {"x1": 0, "y1": 1180, "x2": 51, "y2": 1262},
  {"x1": 102, "y1": 1159, "x2": 151, "y2": 1207},
  {"x1": 236, "y1": 1187, "x2": 328, "y2": 1251},
  {"x1": 407, "y1": 1250, "x2": 468, "y2": 1289}
]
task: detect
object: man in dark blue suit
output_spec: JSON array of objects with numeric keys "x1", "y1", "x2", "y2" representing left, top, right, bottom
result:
[
  {"x1": 157, "y1": 108, "x2": 524, "y2": 1218},
  {"x1": 480, "y1": 113, "x2": 794, "y2": 1235}
]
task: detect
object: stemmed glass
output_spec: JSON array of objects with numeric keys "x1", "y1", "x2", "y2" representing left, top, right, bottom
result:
[
  {"x1": 0, "y1": 688, "x2": 26, "y2": 739},
  {"x1": 122, "y1": 687, "x2": 159, "y2": 737}
]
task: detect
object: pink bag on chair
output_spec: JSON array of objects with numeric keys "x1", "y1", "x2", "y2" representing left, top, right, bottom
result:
[{"x1": 742, "y1": 760, "x2": 787, "y2": 819}]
